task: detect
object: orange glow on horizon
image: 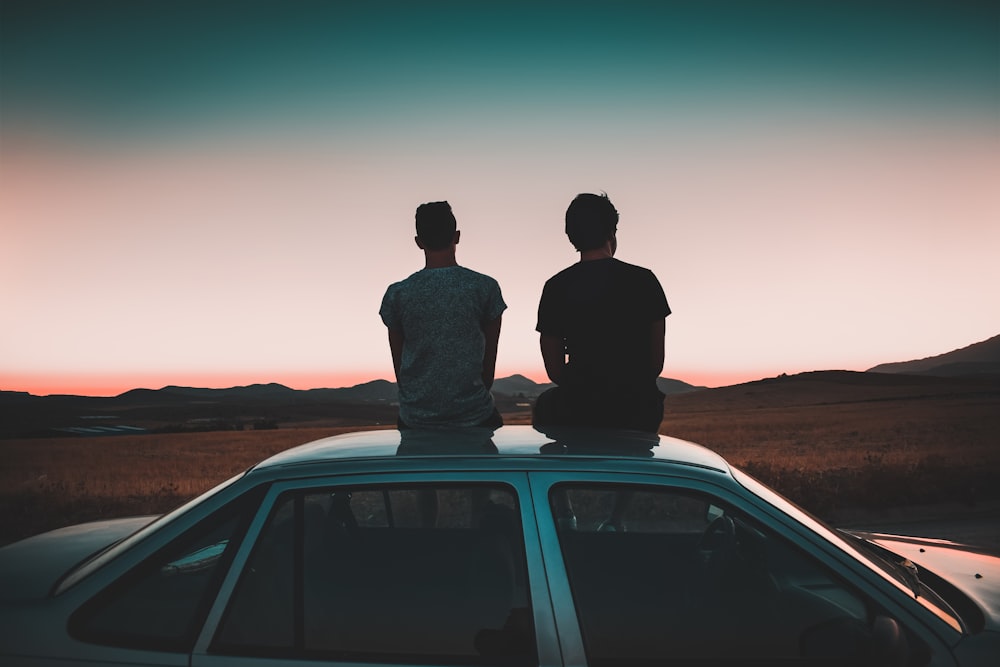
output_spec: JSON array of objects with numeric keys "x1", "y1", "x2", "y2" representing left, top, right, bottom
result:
[
  {"x1": 1, "y1": 370, "x2": 392, "y2": 398},
  {"x1": 3, "y1": 366, "x2": 770, "y2": 397}
]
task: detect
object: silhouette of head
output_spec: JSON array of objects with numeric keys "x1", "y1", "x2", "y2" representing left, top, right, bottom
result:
[
  {"x1": 415, "y1": 201, "x2": 458, "y2": 250},
  {"x1": 565, "y1": 193, "x2": 618, "y2": 252}
]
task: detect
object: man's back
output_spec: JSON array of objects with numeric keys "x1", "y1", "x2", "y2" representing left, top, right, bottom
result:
[
  {"x1": 533, "y1": 192, "x2": 670, "y2": 433},
  {"x1": 537, "y1": 257, "x2": 668, "y2": 395},
  {"x1": 381, "y1": 265, "x2": 505, "y2": 428}
]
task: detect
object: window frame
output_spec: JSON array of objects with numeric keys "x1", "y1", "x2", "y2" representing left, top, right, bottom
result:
[
  {"x1": 732, "y1": 466, "x2": 966, "y2": 634},
  {"x1": 55, "y1": 471, "x2": 248, "y2": 596},
  {"x1": 192, "y1": 470, "x2": 558, "y2": 667},
  {"x1": 67, "y1": 484, "x2": 266, "y2": 653},
  {"x1": 526, "y1": 470, "x2": 958, "y2": 666}
]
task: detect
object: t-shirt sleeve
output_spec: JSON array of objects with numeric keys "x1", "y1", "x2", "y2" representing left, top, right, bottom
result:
[
  {"x1": 379, "y1": 285, "x2": 399, "y2": 329},
  {"x1": 645, "y1": 270, "x2": 671, "y2": 320},
  {"x1": 535, "y1": 279, "x2": 563, "y2": 335},
  {"x1": 484, "y1": 278, "x2": 507, "y2": 322}
]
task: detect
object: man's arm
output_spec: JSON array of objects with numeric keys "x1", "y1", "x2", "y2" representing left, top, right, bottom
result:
[
  {"x1": 540, "y1": 333, "x2": 567, "y2": 385},
  {"x1": 387, "y1": 327, "x2": 405, "y2": 383},
  {"x1": 650, "y1": 317, "x2": 665, "y2": 378},
  {"x1": 481, "y1": 316, "x2": 502, "y2": 389}
]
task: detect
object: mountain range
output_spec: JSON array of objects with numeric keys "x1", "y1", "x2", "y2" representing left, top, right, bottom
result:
[
  {"x1": 0, "y1": 374, "x2": 704, "y2": 439},
  {"x1": 866, "y1": 334, "x2": 1000, "y2": 377},
  {"x1": 2, "y1": 334, "x2": 996, "y2": 439}
]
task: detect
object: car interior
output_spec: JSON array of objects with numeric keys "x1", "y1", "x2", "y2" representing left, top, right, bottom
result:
[
  {"x1": 552, "y1": 484, "x2": 929, "y2": 666},
  {"x1": 214, "y1": 484, "x2": 536, "y2": 665}
]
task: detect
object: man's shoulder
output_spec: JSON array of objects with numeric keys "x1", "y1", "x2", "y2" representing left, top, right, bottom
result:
[
  {"x1": 391, "y1": 266, "x2": 502, "y2": 294},
  {"x1": 611, "y1": 257, "x2": 656, "y2": 275},
  {"x1": 455, "y1": 265, "x2": 498, "y2": 280},
  {"x1": 546, "y1": 258, "x2": 658, "y2": 282},
  {"x1": 605, "y1": 260, "x2": 663, "y2": 290},
  {"x1": 454, "y1": 266, "x2": 503, "y2": 293},
  {"x1": 544, "y1": 262, "x2": 584, "y2": 284},
  {"x1": 384, "y1": 269, "x2": 424, "y2": 293}
]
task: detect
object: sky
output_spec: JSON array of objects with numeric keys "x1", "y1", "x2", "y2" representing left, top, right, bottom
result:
[{"x1": 2, "y1": 1, "x2": 998, "y2": 397}]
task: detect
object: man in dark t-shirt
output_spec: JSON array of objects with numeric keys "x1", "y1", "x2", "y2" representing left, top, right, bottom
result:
[{"x1": 534, "y1": 193, "x2": 670, "y2": 432}]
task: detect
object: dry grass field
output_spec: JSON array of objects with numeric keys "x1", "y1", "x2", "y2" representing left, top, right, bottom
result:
[
  {"x1": 0, "y1": 426, "x2": 390, "y2": 546},
  {"x1": 2, "y1": 371, "x2": 998, "y2": 547},
  {"x1": 663, "y1": 390, "x2": 1000, "y2": 516}
]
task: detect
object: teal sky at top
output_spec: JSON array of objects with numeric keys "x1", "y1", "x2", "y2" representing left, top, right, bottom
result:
[{"x1": 3, "y1": 1, "x2": 997, "y2": 139}]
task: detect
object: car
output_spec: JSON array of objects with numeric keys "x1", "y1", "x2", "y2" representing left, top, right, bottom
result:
[{"x1": 1, "y1": 425, "x2": 998, "y2": 666}]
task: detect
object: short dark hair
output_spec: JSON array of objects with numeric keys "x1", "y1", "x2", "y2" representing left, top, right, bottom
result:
[
  {"x1": 565, "y1": 193, "x2": 618, "y2": 252},
  {"x1": 415, "y1": 201, "x2": 457, "y2": 250}
]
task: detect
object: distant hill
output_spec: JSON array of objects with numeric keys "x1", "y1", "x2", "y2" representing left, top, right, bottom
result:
[
  {"x1": 6, "y1": 369, "x2": 995, "y2": 440},
  {"x1": 657, "y1": 377, "x2": 706, "y2": 395},
  {"x1": 662, "y1": 369, "x2": 1000, "y2": 415},
  {"x1": 0, "y1": 374, "x2": 703, "y2": 439},
  {"x1": 306, "y1": 380, "x2": 398, "y2": 403},
  {"x1": 493, "y1": 374, "x2": 551, "y2": 397},
  {"x1": 0, "y1": 380, "x2": 401, "y2": 439},
  {"x1": 493, "y1": 374, "x2": 705, "y2": 398},
  {"x1": 867, "y1": 334, "x2": 1000, "y2": 377}
]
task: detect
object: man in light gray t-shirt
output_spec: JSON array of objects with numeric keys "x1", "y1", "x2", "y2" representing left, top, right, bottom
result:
[{"x1": 379, "y1": 201, "x2": 506, "y2": 429}]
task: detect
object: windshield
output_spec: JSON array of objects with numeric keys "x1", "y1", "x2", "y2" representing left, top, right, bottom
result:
[
  {"x1": 732, "y1": 467, "x2": 963, "y2": 633},
  {"x1": 54, "y1": 472, "x2": 246, "y2": 595}
]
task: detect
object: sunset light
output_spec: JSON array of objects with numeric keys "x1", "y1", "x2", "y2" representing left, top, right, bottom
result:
[{"x1": 2, "y1": 2, "x2": 997, "y2": 397}]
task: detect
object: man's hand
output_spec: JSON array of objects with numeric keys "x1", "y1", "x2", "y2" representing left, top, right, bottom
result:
[{"x1": 540, "y1": 333, "x2": 567, "y2": 385}]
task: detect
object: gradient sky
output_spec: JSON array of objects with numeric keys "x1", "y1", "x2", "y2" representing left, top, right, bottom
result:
[{"x1": 2, "y1": 1, "x2": 998, "y2": 396}]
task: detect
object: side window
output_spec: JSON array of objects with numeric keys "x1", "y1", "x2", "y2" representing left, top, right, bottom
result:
[
  {"x1": 214, "y1": 483, "x2": 536, "y2": 666},
  {"x1": 551, "y1": 484, "x2": 927, "y2": 666},
  {"x1": 69, "y1": 488, "x2": 262, "y2": 652}
]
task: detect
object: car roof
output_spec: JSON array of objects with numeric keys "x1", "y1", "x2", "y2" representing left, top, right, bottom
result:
[{"x1": 251, "y1": 425, "x2": 731, "y2": 476}]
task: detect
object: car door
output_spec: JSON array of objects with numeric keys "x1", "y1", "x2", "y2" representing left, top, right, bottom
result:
[
  {"x1": 528, "y1": 471, "x2": 960, "y2": 667},
  {"x1": 52, "y1": 484, "x2": 266, "y2": 667},
  {"x1": 192, "y1": 471, "x2": 561, "y2": 667}
]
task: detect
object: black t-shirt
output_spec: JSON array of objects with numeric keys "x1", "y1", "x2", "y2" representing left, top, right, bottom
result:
[{"x1": 536, "y1": 258, "x2": 670, "y2": 397}]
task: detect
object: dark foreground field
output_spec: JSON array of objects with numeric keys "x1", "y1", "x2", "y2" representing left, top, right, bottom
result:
[{"x1": 2, "y1": 371, "x2": 998, "y2": 548}]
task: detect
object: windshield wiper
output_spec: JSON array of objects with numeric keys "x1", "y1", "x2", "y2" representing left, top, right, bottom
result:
[
  {"x1": 897, "y1": 557, "x2": 921, "y2": 598},
  {"x1": 842, "y1": 531, "x2": 922, "y2": 598}
]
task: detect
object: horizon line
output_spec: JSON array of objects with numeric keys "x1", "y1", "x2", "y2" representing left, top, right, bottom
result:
[{"x1": 1, "y1": 368, "x2": 865, "y2": 398}]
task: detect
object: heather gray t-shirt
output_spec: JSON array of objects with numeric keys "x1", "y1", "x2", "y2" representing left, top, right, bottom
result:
[{"x1": 380, "y1": 266, "x2": 507, "y2": 428}]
